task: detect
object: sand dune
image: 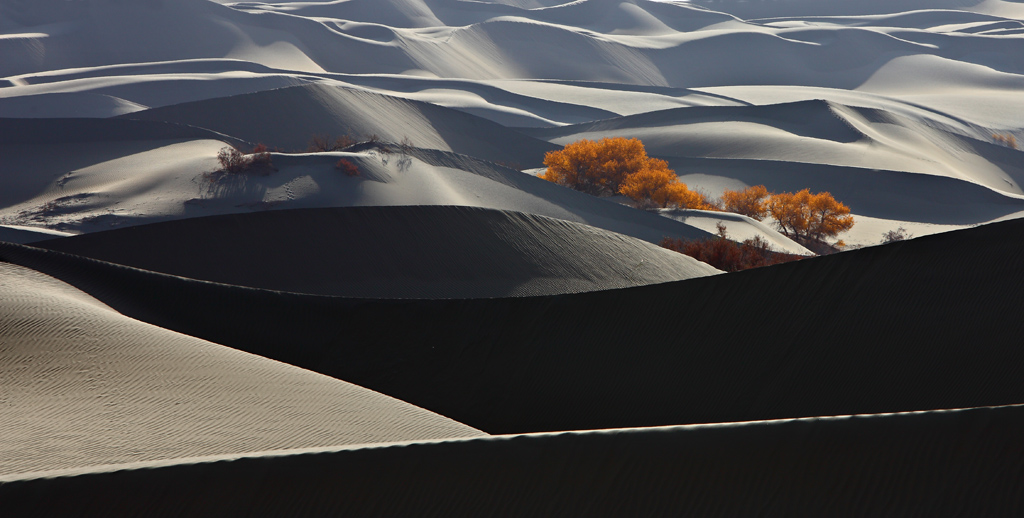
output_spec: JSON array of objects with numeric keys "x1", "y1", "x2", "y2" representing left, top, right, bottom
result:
[
  {"x1": 120, "y1": 82, "x2": 559, "y2": 164},
  {"x1": 0, "y1": 118, "x2": 712, "y2": 243},
  {"x1": 2, "y1": 404, "x2": 1022, "y2": 516},
  {"x1": 2, "y1": 0, "x2": 1023, "y2": 512},
  {"x1": 0, "y1": 261, "x2": 483, "y2": 477},
  {"x1": 4, "y1": 217, "x2": 1023, "y2": 433},
  {"x1": 32, "y1": 206, "x2": 720, "y2": 298}
]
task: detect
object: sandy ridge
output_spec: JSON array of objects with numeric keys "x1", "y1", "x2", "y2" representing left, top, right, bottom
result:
[
  {"x1": 0, "y1": 261, "x2": 484, "y2": 478},
  {"x1": 1, "y1": 404, "x2": 1022, "y2": 516}
]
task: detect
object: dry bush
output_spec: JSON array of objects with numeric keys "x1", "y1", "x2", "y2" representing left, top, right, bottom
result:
[
  {"x1": 882, "y1": 226, "x2": 912, "y2": 243},
  {"x1": 993, "y1": 133, "x2": 1018, "y2": 149},
  {"x1": 721, "y1": 185, "x2": 770, "y2": 220},
  {"x1": 661, "y1": 223, "x2": 804, "y2": 272},
  {"x1": 216, "y1": 145, "x2": 273, "y2": 174},
  {"x1": 307, "y1": 134, "x2": 356, "y2": 152},
  {"x1": 335, "y1": 158, "x2": 360, "y2": 177},
  {"x1": 217, "y1": 146, "x2": 252, "y2": 174}
]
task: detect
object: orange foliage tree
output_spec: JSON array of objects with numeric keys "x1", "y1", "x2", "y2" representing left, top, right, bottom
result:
[
  {"x1": 721, "y1": 185, "x2": 770, "y2": 220},
  {"x1": 541, "y1": 137, "x2": 651, "y2": 196},
  {"x1": 542, "y1": 137, "x2": 715, "y2": 209},
  {"x1": 767, "y1": 189, "x2": 853, "y2": 243}
]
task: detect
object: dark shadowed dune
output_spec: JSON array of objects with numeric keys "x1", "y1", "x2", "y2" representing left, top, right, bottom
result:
[
  {"x1": 119, "y1": 83, "x2": 560, "y2": 166},
  {"x1": 2, "y1": 404, "x2": 1023, "y2": 516},
  {"x1": 33, "y1": 206, "x2": 720, "y2": 298},
  {"x1": 0, "y1": 261, "x2": 483, "y2": 478},
  {"x1": 0, "y1": 117, "x2": 247, "y2": 148},
  {"x1": 5, "y1": 217, "x2": 1024, "y2": 433}
]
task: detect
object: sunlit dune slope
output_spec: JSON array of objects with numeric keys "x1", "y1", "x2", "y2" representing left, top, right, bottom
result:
[
  {"x1": 2, "y1": 405, "x2": 1022, "y2": 516},
  {"x1": 33, "y1": 206, "x2": 721, "y2": 298},
  {"x1": 0, "y1": 118, "x2": 712, "y2": 243},
  {"x1": 119, "y1": 83, "x2": 559, "y2": 165},
  {"x1": 4, "y1": 217, "x2": 1024, "y2": 433},
  {"x1": 0, "y1": 261, "x2": 483, "y2": 478}
]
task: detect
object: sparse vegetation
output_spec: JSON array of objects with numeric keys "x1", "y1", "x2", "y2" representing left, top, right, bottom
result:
[
  {"x1": 216, "y1": 145, "x2": 272, "y2": 174},
  {"x1": 882, "y1": 226, "x2": 912, "y2": 243},
  {"x1": 993, "y1": 133, "x2": 1018, "y2": 149},
  {"x1": 335, "y1": 158, "x2": 360, "y2": 176},
  {"x1": 541, "y1": 138, "x2": 855, "y2": 250},
  {"x1": 307, "y1": 134, "x2": 356, "y2": 152},
  {"x1": 661, "y1": 223, "x2": 803, "y2": 272},
  {"x1": 541, "y1": 137, "x2": 716, "y2": 209}
]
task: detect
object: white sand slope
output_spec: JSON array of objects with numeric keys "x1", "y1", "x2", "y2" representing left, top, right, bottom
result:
[
  {"x1": 0, "y1": 117, "x2": 713, "y2": 244},
  {"x1": 2, "y1": 0, "x2": 1019, "y2": 248},
  {"x1": 0, "y1": 261, "x2": 484, "y2": 477}
]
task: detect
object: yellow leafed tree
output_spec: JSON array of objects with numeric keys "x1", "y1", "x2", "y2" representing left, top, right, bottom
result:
[
  {"x1": 721, "y1": 185, "x2": 770, "y2": 220},
  {"x1": 767, "y1": 189, "x2": 853, "y2": 243}
]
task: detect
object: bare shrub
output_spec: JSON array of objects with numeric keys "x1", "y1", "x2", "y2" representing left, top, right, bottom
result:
[
  {"x1": 216, "y1": 144, "x2": 273, "y2": 174},
  {"x1": 307, "y1": 134, "x2": 356, "y2": 152},
  {"x1": 882, "y1": 226, "x2": 912, "y2": 243},
  {"x1": 217, "y1": 146, "x2": 252, "y2": 174},
  {"x1": 336, "y1": 158, "x2": 360, "y2": 177}
]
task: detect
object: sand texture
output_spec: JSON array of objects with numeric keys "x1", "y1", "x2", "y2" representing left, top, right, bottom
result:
[
  {"x1": 2, "y1": 0, "x2": 1024, "y2": 513},
  {"x1": 3, "y1": 217, "x2": 1023, "y2": 434},
  {"x1": 34, "y1": 206, "x2": 721, "y2": 297},
  {"x1": 2, "y1": 405, "x2": 1023, "y2": 516},
  {"x1": 0, "y1": 261, "x2": 483, "y2": 478}
]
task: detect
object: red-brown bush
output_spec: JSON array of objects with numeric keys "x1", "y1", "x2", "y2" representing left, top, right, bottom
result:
[
  {"x1": 661, "y1": 224, "x2": 804, "y2": 272},
  {"x1": 336, "y1": 158, "x2": 360, "y2": 176},
  {"x1": 308, "y1": 134, "x2": 356, "y2": 152},
  {"x1": 216, "y1": 145, "x2": 273, "y2": 174}
]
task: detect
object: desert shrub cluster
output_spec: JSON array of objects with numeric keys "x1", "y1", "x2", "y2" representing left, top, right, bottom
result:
[
  {"x1": 661, "y1": 223, "x2": 804, "y2": 272},
  {"x1": 541, "y1": 137, "x2": 855, "y2": 249},
  {"x1": 307, "y1": 134, "x2": 356, "y2": 152},
  {"x1": 216, "y1": 144, "x2": 272, "y2": 174},
  {"x1": 335, "y1": 158, "x2": 360, "y2": 176},
  {"x1": 992, "y1": 133, "x2": 1018, "y2": 149}
]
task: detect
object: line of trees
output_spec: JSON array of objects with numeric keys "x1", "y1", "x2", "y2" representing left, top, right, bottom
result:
[{"x1": 540, "y1": 137, "x2": 854, "y2": 249}]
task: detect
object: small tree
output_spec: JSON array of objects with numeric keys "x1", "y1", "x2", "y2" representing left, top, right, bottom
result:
[
  {"x1": 721, "y1": 185, "x2": 770, "y2": 220},
  {"x1": 541, "y1": 137, "x2": 653, "y2": 196},
  {"x1": 767, "y1": 189, "x2": 853, "y2": 245}
]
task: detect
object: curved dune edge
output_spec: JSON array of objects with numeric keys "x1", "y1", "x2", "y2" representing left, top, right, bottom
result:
[
  {"x1": 4, "y1": 217, "x2": 1024, "y2": 434},
  {"x1": 32, "y1": 206, "x2": 720, "y2": 298},
  {"x1": 0, "y1": 261, "x2": 484, "y2": 477},
  {"x1": 1, "y1": 404, "x2": 1022, "y2": 515}
]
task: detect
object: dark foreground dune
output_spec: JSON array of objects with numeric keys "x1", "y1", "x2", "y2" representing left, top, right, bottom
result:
[
  {"x1": 2, "y1": 404, "x2": 1022, "y2": 516},
  {"x1": 33, "y1": 206, "x2": 719, "y2": 298},
  {"x1": 0, "y1": 261, "x2": 483, "y2": 478},
  {"x1": 4, "y1": 213, "x2": 1024, "y2": 434}
]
